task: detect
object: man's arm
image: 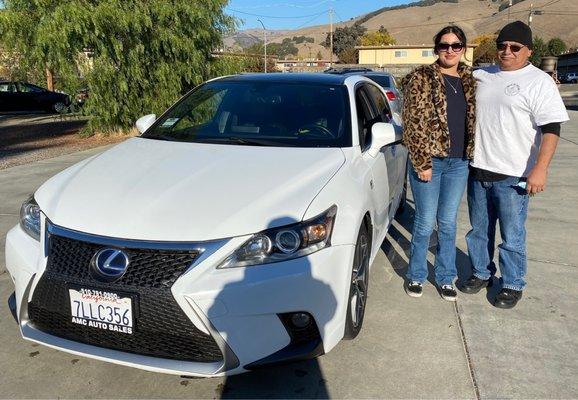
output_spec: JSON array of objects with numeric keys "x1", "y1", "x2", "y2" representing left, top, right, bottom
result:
[{"x1": 526, "y1": 131, "x2": 560, "y2": 195}]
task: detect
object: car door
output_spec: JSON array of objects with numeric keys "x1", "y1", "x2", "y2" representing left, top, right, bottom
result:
[
  {"x1": 363, "y1": 83, "x2": 407, "y2": 222},
  {"x1": 355, "y1": 83, "x2": 390, "y2": 238},
  {"x1": 0, "y1": 82, "x2": 17, "y2": 111},
  {"x1": 16, "y1": 82, "x2": 47, "y2": 111}
]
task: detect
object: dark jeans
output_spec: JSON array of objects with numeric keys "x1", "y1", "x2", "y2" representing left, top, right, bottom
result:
[
  {"x1": 465, "y1": 176, "x2": 529, "y2": 291},
  {"x1": 407, "y1": 157, "x2": 469, "y2": 286}
]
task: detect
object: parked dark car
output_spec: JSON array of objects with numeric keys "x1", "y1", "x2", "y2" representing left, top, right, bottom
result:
[{"x1": 0, "y1": 81, "x2": 71, "y2": 113}]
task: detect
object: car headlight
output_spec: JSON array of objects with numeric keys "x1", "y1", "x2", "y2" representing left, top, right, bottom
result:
[
  {"x1": 218, "y1": 205, "x2": 337, "y2": 268},
  {"x1": 20, "y1": 196, "x2": 41, "y2": 241}
]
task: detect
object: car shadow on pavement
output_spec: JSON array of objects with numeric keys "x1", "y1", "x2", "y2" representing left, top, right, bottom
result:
[{"x1": 381, "y1": 201, "x2": 472, "y2": 290}]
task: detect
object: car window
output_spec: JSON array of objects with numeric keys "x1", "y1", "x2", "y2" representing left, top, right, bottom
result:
[
  {"x1": 365, "y1": 84, "x2": 392, "y2": 123},
  {"x1": 355, "y1": 86, "x2": 377, "y2": 151},
  {"x1": 365, "y1": 75, "x2": 391, "y2": 88},
  {"x1": 144, "y1": 81, "x2": 351, "y2": 148},
  {"x1": 17, "y1": 83, "x2": 44, "y2": 93},
  {"x1": 0, "y1": 83, "x2": 15, "y2": 92}
]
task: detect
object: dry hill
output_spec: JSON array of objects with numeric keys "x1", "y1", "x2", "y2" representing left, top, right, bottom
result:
[{"x1": 225, "y1": 0, "x2": 578, "y2": 59}]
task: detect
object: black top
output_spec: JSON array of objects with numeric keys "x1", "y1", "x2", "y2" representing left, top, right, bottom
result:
[{"x1": 443, "y1": 74, "x2": 467, "y2": 158}]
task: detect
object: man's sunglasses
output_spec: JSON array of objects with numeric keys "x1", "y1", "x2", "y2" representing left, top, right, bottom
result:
[
  {"x1": 436, "y1": 42, "x2": 464, "y2": 52},
  {"x1": 497, "y1": 43, "x2": 525, "y2": 52}
]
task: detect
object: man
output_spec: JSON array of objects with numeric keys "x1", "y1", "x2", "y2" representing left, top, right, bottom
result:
[{"x1": 461, "y1": 21, "x2": 569, "y2": 308}]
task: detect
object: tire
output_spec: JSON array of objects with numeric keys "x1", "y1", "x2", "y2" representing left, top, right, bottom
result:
[
  {"x1": 572, "y1": 79, "x2": 578, "y2": 84},
  {"x1": 395, "y1": 174, "x2": 408, "y2": 217},
  {"x1": 51, "y1": 101, "x2": 67, "y2": 114},
  {"x1": 343, "y1": 222, "x2": 370, "y2": 340}
]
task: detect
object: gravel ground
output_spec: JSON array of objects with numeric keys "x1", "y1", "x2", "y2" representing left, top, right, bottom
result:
[{"x1": 0, "y1": 113, "x2": 129, "y2": 170}]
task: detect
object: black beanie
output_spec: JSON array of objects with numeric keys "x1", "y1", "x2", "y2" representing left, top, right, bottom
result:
[{"x1": 496, "y1": 21, "x2": 533, "y2": 49}]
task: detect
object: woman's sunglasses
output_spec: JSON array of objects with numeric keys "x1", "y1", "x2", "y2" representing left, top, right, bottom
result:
[
  {"x1": 497, "y1": 43, "x2": 525, "y2": 52},
  {"x1": 436, "y1": 42, "x2": 464, "y2": 52}
]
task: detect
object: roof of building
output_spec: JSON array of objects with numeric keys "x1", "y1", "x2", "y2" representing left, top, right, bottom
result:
[{"x1": 356, "y1": 44, "x2": 478, "y2": 50}]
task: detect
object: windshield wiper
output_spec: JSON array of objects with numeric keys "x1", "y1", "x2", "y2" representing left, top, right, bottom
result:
[{"x1": 197, "y1": 137, "x2": 285, "y2": 147}]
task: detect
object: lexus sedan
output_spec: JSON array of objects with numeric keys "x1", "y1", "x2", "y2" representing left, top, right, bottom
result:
[
  {"x1": 6, "y1": 73, "x2": 407, "y2": 376},
  {"x1": 0, "y1": 81, "x2": 71, "y2": 113}
]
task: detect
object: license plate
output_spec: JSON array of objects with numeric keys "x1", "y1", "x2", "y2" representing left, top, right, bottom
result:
[{"x1": 69, "y1": 288, "x2": 134, "y2": 334}]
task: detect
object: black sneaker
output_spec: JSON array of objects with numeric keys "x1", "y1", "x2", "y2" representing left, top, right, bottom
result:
[
  {"x1": 440, "y1": 284, "x2": 457, "y2": 302},
  {"x1": 460, "y1": 275, "x2": 492, "y2": 294},
  {"x1": 405, "y1": 281, "x2": 423, "y2": 298},
  {"x1": 494, "y1": 288, "x2": 523, "y2": 309}
]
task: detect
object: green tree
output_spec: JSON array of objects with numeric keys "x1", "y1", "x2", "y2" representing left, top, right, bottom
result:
[
  {"x1": 360, "y1": 26, "x2": 396, "y2": 46},
  {"x1": 530, "y1": 36, "x2": 548, "y2": 66},
  {"x1": 547, "y1": 37, "x2": 567, "y2": 56},
  {"x1": 324, "y1": 22, "x2": 367, "y2": 57},
  {"x1": 0, "y1": 0, "x2": 235, "y2": 132},
  {"x1": 472, "y1": 34, "x2": 497, "y2": 65},
  {"x1": 247, "y1": 38, "x2": 297, "y2": 60},
  {"x1": 269, "y1": 38, "x2": 299, "y2": 59}
]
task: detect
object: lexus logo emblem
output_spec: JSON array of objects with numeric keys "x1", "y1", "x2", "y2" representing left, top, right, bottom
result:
[{"x1": 90, "y1": 248, "x2": 130, "y2": 282}]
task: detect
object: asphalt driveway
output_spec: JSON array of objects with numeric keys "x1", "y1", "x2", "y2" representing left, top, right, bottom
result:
[{"x1": 0, "y1": 110, "x2": 577, "y2": 398}]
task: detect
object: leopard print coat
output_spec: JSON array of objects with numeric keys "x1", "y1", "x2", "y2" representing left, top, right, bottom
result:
[{"x1": 401, "y1": 62, "x2": 476, "y2": 172}]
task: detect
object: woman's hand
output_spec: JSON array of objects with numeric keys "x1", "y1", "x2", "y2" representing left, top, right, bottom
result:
[{"x1": 417, "y1": 168, "x2": 433, "y2": 182}]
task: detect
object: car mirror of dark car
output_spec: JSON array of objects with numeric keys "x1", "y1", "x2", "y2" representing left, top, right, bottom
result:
[
  {"x1": 136, "y1": 114, "x2": 156, "y2": 134},
  {"x1": 368, "y1": 122, "x2": 397, "y2": 157}
]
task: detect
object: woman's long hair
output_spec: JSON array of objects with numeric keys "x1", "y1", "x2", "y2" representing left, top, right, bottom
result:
[{"x1": 433, "y1": 25, "x2": 469, "y2": 61}]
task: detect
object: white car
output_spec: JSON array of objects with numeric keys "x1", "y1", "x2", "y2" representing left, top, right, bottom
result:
[{"x1": 6, "y1": 73, "x2": 408, "y2": 376}]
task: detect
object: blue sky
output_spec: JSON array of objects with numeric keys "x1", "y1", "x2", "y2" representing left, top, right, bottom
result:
[{"x1": 227, "y1": 0, "x2": 416, "y2": 31}]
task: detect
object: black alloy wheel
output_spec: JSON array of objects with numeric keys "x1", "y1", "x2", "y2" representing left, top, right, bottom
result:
[{"x1": 344, "y1": 222, "x2": 370, "y2": 340}]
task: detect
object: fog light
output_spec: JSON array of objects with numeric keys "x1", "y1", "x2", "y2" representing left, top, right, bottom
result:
[{"x1": 290, "y1": 312, "x2": 311, "y2": 329}]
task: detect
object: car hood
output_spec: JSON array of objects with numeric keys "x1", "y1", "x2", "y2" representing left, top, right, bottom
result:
[{"x1": 36, "y1": 138, "x2": 345, "y2": 241}]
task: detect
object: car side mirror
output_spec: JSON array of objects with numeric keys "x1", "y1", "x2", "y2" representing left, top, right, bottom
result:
[
  {"x1": 136, "y1": 114, "x2": 156, "y2": 134},
  {"x1": 368, "y1": 122, "x2": 398, "y2": 157}
]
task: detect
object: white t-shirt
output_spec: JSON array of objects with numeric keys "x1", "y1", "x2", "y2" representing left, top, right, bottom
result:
[{"x1": 472, "y1": 64, "x2": 569, "y2": 177}]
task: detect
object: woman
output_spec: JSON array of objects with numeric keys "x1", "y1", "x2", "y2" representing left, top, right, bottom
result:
[{"x1": 401, "y1": 25, "x2": 476, "y2": 301}]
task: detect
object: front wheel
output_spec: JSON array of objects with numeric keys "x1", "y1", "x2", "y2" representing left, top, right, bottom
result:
[
  {"x1": 51, "y1": 101, "x2": 67, "y2": 114},
  {"x1": 343, "y1": 222, "x2": 370, "y2": 340}
]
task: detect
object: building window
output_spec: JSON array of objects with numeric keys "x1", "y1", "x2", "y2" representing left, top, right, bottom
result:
[
  {"x1": 422, "y1": 50, "x2": 434, "y2": 57},
  {"x1": 394, "y1": 51, "x2": 407, "y2": 58}
]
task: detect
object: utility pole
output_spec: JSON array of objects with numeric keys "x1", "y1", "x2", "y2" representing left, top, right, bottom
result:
[
  {"x1": 329, "y1": 7, "x2": 334, "y2": 68},
  {"x1": 257, "y1": 19, "x2": 267, "y2": 73},
  {"x1": 528, "y1": 3, "x2": 533, "y2": 27}
]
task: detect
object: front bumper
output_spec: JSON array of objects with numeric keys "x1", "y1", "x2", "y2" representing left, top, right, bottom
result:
[{"x1": 5, "y1": 221, "x2": 355, "y2": 376}]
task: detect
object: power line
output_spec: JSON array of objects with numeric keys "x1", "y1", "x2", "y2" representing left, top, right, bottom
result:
[
  {"x1": 227, "y1": 0, "x2": 336, "y2": 10},
  {"x1": 227, "y1": 8, "x2": 328, "y2": 19},
  {"x1": 540, "y1": 0, "x2": 562, "y2": 9},
  {"x1": 294, "y1": 11, "x2": 329, "y2": 30}
]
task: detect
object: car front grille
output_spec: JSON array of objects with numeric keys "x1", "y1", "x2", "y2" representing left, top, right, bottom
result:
[{"x1": 27, "y1": 233, "x2": 223, "y2": 363}]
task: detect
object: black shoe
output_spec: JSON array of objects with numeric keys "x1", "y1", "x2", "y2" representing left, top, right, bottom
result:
[
  {"x1": 494, "y1": 288, "x2": 523, "y2": 309},
  {"x1": 440, "y1": 284, "x2": 457, "y2": 302},
  {"x1": 460, "y1": 275, "x2": 492, "y2": 294},
  {"x1": 405, "y1": 281, "x2": 423, "y2": 298}
]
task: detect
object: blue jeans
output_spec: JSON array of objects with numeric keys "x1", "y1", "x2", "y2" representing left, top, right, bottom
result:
[
  {"x1": 407, "y1": 157, "x2": 469, "y2": 286},
  {"x1": 465, "y1": 176, "x2": 529, "y2": 291}
]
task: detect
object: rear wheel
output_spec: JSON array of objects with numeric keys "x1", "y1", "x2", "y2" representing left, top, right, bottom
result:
[{"x1": 343, "y1": 222, "x2": 370, "y2": 340}]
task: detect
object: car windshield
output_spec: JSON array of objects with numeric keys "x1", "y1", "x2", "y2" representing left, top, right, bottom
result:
[
  {"x1": 143, "y1": 80, "x2": 351, "y2": 147},
  {"x1": 365, "y1": 75, "x2": 391, "y2": 88}
]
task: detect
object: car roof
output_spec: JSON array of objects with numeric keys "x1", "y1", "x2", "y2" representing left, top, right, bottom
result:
[{"x1": 218, "y1": 73, "x2": 348, "y2": 85}]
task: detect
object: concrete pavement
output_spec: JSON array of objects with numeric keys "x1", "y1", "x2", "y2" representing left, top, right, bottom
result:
[{"x1": 1, "y1": 111, "x2": 577, "y2": 398}]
